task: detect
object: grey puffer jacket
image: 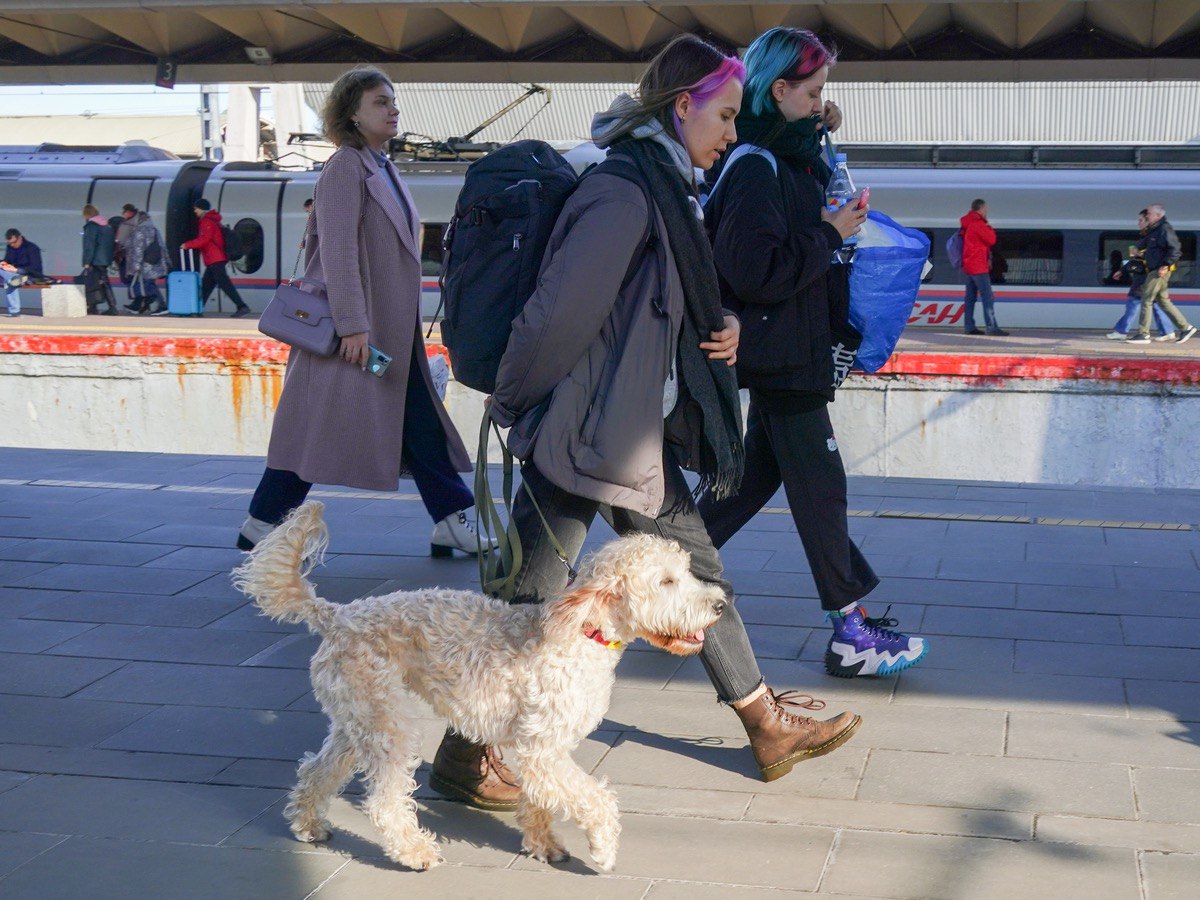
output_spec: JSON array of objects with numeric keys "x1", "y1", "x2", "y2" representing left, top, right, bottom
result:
[
  {"x1": 126, "y1": 212, "x2": 168, "y2": 281},
  {"x1": 490, "y1": 171, "x2": 683, "y2": 517}
]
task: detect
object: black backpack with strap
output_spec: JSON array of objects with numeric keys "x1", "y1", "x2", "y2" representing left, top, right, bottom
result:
[{"x1": 221, "y1": 224, "x2": 244, "y2": 260}]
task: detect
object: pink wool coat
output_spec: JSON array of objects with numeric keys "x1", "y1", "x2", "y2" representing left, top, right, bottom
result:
[{"x1": 266, "y1": 145, "x2": 470, "y2": 491}]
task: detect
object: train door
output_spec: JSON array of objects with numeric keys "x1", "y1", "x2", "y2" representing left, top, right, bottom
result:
[{"x1": 214, "y1": 178, "x2": 284, "y2": 311}]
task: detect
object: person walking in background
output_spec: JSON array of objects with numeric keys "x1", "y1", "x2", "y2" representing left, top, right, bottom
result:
[
  {"x1": 240, "y1": 66, "x2": 491, "y2": 564},
  {"x1": 1106, "y1": 209, "x2": 1174, "y2": 341},
  {"x1": 1127, "y1": 203, "x2": 1196, "y2": 345},
  {"x1": 181, "y1": 199, "x2": 251, "y2": 318},
  {"x1": 960, "y1": 199, "x2": 1008, "y2": 336},
  {"x1": 121, "y1": 205, "x2": 168, "y2": 315},
  {"x1": 698, "y1": 26, "x2": 928, "y2": 680},
  {"x1": 80, "y1": 204, "x2": 119, "y2": 315},
  {"x1": 2, "y1": 229, "x2": 44, "y2": 318}
]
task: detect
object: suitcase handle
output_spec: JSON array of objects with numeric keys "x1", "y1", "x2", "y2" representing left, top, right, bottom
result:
[{"x1": 179, "y1": 248, "x2": 200, "y2": 272}]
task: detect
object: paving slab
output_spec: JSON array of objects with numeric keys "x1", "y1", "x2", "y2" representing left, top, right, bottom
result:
[
  {"x1": 821, "y1": 829, "x2": 1139, "y2": 900},
  {"x1": 0, "y1": 836, "x2": 347, "y2": 900},
  {"x1": 1007, "y1": 711, "x2": 1200, "y2": 769},
  {"x1": 1132, "y1": 768, "x2": 1200, "y2": 825},
  {"x1": 45, "y1": 623, "x2": 283, "y2": 665},
  {"x1": 857, "y1": 749, "x2": 1136, "y2": 818},
  {"x1": 0, "y1": 774, "x2": 282, "y2": 843},
  {"x1": 1140, "y1": 850, "x2": 1200, "y2": 900}
]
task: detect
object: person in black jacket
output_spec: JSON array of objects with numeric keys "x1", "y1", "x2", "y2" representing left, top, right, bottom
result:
[
  {"x1": 699, "y1": 26, "x2": 929, "y2": 678},
  {"x1": 1127, "y1": 203, "x2": 1195, "y2": 344},
  {"x1": 2, "y1": 228, "x2": 44, "y2": 317},
  {"x1": 81, "y1": 204, "x2": 119, "y2": 315}
]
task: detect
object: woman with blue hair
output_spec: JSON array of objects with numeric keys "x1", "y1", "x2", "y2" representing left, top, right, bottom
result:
[{"x1": 699, "y1": 27, "x2": 931, "y2": 678}]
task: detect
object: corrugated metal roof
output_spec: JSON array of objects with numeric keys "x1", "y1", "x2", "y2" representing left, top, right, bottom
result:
[{"x1": 306, "y1": 81, "x2": 1200, "y2": 145}]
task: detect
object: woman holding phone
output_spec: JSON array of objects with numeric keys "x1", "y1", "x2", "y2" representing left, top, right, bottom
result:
[
  {"x1": 239, "y1": 66, "x2": 489, "y2": 559},
  {"x1": 699, "y1": 27, "x2": 930, "y2": 678}
]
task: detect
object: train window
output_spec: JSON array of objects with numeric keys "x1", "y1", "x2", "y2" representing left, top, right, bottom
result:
[
  {"x1": 231, "y1": 218, "x2": 264, "y2": 275},
  {"x1": 992, "y1": 231, "x2": 1063, "y2": 286},
  {"x1": 420, "y1": 223, "x2": 446, "y2": 277},
  {"x1": 1098, "y1": 232, "x2": 1140, "y2": 285},
  {"x1": 1098, "y1": 231, "x2": 1197, "y2": 287}
]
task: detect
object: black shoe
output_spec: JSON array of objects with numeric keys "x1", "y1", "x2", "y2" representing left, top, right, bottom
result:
[
  {"x1": 102, "y1": 308, "x2": 118, "y2": 316},
  {"x1": 964, "y1": 328, "x2": 984, "y2": 335},
  {"x1": 1178, "y1": 325, "x2": 1198, "y2": 344},
  {"x1": 231, "y1": 306, "x2": 251, "y2": 319},
  {"x1": 124, "y1": 302, "x2": 140, "y2": 313},
  {"x1": 986, "y1": 328, "x2": 1010, "y2": 336}
]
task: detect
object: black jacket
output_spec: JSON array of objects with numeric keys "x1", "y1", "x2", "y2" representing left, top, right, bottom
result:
[
  {"x1": 1138, "y1": 218, "x2": 1182, "y2": 272},
  {"x1": 706, "y1": 151, "x2": 848, "y2": 399},
  {"x1": 3, "y1": 239, "x2": 43, "y2": 277}
]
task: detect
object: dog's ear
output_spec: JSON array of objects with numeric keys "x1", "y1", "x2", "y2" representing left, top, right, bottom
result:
[{"x1": 545, "y1": 578, "x2": 620, "y2": 639}]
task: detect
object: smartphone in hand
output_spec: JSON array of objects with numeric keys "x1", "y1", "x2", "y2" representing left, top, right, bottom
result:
[
  {"x1": 366, "y1": 345, "x2": 392, "y2": 377},
  {"x1": 856, "y1": 187, "x2": 870, "y2": 210}
]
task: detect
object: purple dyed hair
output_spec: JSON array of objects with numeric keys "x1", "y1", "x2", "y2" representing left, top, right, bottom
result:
[{"x1": 671, "y1": 54, "x2": 746, "y2": 139}]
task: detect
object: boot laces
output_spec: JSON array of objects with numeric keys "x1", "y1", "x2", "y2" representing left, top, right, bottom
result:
[
  {"x1": 484, "y1": 746, "x2": 519, "y2": 787},
  {"x1": 859, "y1": 605, "x2": 903, "y2": 640},
  {"x1": 769, "y1": 689, "x2": 826, "y2": 727}
]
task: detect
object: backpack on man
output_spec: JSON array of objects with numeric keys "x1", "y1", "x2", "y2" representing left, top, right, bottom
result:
[
  {"x1": 220, "y1": 224, "x2": 244, "y2": 261},
  {"x1": 946, "y1": 230, "x2": 965, "y2": 269}
]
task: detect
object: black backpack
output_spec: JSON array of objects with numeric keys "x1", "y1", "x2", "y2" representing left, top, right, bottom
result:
[
  {"x1": 439, "y1": 140, "x2": 579, "y2": 393},
  {"x1": 221, "y1": 224, "x2": 244, "y2": 260}
]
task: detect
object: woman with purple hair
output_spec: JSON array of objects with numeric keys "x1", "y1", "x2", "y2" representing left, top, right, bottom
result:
[
  {"x1": 429, "y1": 34, "x2": 862, "y2": 808},
  {"x1": 700, "y1": 27, "x2": 930, "y2": 678}
]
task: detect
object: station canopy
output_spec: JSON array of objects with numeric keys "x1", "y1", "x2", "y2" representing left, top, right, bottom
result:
[{"x1": 0, "y1": 1, "x2": 1195, "y2": 84}]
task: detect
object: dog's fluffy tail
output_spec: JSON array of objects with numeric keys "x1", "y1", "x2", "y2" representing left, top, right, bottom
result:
[{"x1": 231, "y1": 501, "x2": 337, "y2": 635}]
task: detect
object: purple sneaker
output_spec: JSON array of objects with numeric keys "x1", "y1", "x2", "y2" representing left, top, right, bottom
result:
[{"x1": 825, "y1": 605, "x2": 928, "y2": 677}]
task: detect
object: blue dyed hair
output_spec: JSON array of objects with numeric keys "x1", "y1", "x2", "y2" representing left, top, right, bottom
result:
[{"x1": 742, "y1": 27, "x2": 836, "y2": 117}]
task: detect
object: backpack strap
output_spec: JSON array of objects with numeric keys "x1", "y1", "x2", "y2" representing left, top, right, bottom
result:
[{"x1": 703, "y1": 144, "x2": 777, "y2": 209}]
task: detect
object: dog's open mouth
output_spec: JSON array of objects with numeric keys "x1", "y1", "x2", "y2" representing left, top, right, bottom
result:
[{"x1": 647, "y1": 628, "x2": 708, "y2": 655}]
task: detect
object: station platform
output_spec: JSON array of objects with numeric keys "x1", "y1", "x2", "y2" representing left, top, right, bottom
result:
[
  {"x1": 0, "y1": 449, "x2": 1198, "y2": 898},
  {"x1": 3, "y1": 314, "x2": 1199, "y2": 384}
]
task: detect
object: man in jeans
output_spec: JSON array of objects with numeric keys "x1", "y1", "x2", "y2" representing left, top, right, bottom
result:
[
  {"x1": 959, "y1": 198, "x2": 1009, "y2": 336},
  {"x1": 2, "y1": 229, "x2": 44, "y2": 318},
  {"x1": 1127, "y1": 203, "x2": 1196, "y2": 345}
]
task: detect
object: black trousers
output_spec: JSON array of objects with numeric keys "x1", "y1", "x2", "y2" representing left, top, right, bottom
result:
[
  {"x1": 84, "y1": 267, "x2": 117, "y2": 310},
  {"x1": 505, "y1": 452, "x2": 764, "y2": 704},
  {"x1": 201, "y1": 263, "x2": 247, "y2": 310},
  {"x1": 248, "y1": 356, "x2": 474, "y2": 525},
  {"x1": 699, "y1": 398, "x2": 878, "y2": 612}
]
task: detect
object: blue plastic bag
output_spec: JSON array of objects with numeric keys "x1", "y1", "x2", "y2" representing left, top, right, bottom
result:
[{"x1": 849, "y1": 210, "x2": 931, "y2": 373}]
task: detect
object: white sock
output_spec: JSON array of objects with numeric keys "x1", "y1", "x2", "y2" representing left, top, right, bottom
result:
[{"x1": 837, "y1": 602, "x2": 858, "y2": 616}]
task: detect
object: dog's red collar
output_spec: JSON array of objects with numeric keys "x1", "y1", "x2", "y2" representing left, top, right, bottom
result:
[{"x1": 584, "y1": 627, "x2": 624, "y2": 650}]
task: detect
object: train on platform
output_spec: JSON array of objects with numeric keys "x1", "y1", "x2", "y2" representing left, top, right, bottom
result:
[{"x1": 0, "y1": 142, "x2": 1197, "y2": 329}]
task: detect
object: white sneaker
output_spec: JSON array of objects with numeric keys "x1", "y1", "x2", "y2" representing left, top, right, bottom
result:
[
  {"x1": 1153, "y1": 332, "x2": 1178, "y2": 342},
  {"x1": 237, "y1": 515, "x2": 276, "y2": 551},
  {"x1": 431, "y1": 510, "x2": 496, "y2": 557},
  {"x1": 1104, "y1": 331, "x2": 1126, "y2": 340}
]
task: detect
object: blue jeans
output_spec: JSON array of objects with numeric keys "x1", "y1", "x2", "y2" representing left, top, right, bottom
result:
[
  {"x1": 1114, "y1": 294, "x2": 1170, "y2": 335},
  {"x1": 4, "y1": 279, "x2": 20, "y2": 314},
  {"x1": 248, "y1": 355, "x2": 473, "y2": 525},
  {"x1": 963, "y1": 273, "x2": 999, "y2": 331}
]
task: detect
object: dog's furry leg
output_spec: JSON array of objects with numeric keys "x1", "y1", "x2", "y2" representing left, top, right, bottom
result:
[
  {"x1": 231, "y1": 501, "x2": 338, "y2": 634},
  {"x1": 286, "y1": 726, "x2": 357, "y2": 843},
  {"x1": 358, "y1": 696, "x2": 442, "y2": 871},
  {"x1": 519, "y1": 753, "x2": 621, "y2": 872},
  {"x1": 516, "y1": 796, "x2": 569, "y2": 864}
]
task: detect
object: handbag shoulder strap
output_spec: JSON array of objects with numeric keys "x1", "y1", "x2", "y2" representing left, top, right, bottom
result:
[{"x1": 703, "y1": 144, "x2": 777, "y2": 209}]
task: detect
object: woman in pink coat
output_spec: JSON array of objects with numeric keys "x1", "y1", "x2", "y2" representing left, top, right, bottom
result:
[{"x1": 239, "y1": 67, "x2": 489, "y2": 558}]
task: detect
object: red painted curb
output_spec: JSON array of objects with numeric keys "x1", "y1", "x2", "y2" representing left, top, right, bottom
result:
[
  {"x1": 870, "y1": 353, "x2": 1200, "y2": 385},
  {"x1": 0, "y1": 333, "x2": 451, "y2": 366}
]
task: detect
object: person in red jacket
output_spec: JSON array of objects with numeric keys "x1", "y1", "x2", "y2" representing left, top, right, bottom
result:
[
  {"x1": 181, "y1": 199, "x2": 250, "y2": 318},
  {"x1": 959, "y1": 198, "x2": 1008, "y2": 336}
]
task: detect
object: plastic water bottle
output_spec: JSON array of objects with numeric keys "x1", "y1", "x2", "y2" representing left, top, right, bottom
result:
[{"x1": 826, "y1": 152, "x2": 857, "y2": 263}]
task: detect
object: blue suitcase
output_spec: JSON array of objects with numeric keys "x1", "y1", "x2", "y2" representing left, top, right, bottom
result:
[{"x1": 167, "y1": 249, "x2": 203, "y2": 316}]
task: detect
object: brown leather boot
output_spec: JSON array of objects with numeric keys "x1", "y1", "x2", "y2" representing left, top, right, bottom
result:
[
  {"x1": 733, "y1": 688, "x2": 862, "y2": 783},
  {"x1": 429, "y1": 729, "x2": 520, "y2": 812}
]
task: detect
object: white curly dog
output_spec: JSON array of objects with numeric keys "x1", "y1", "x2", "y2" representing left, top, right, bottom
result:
[{"x1": 232, "y1": 501, "x2": 727, "y2": 872}]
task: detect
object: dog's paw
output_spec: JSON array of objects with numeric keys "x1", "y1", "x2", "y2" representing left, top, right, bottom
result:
[
  {"x1": 522, "y1": 834, "x2": 570, "y2": 864},
  {"x1": 397, "y1": 841, "x2": 444, "y2": 871},
  {"x1": 290, "y1": 822, "x2": 331, "y2": 844},
  {"x1": 589, "y1": 843, "x2": 617, "y2": 873}
]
